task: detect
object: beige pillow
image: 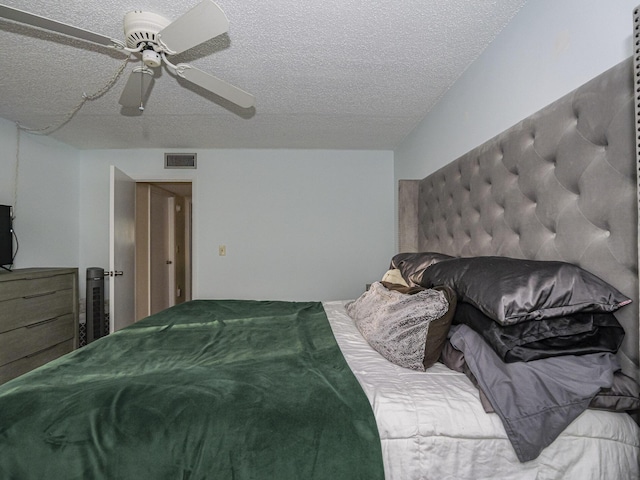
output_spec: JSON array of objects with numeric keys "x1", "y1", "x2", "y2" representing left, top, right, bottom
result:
[{"x1": 381, "y1": 269, "x2": 408, "y2": 287}]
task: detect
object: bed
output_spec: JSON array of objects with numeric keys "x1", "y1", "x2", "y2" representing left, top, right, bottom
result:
[
  {"x1": 392, "y1": 54, "x2": 640, "y2": 478},
  {"x1": 1, "y1": 57, "x2": 639, "y2": 479}
]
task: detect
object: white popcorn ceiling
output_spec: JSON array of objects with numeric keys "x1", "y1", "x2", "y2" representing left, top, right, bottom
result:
[{"x1": 0, "y1": 0, "x2": 528, "y2": 150}]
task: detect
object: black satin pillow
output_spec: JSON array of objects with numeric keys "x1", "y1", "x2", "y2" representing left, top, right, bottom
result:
[
  {"x1": 453, "y1": 302, "x2": 625, "y2": 363},
  {"x1": 390, "y1": 252, "x2": 454, "y2": 287},
  {"x1": 412, "y1": 256, "x2": 632, "y2": 325}
]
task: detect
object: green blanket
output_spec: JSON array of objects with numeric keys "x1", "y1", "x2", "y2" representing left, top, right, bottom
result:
[{"x1": 0, "y1": 300, "x2": 384, "y2": 479}]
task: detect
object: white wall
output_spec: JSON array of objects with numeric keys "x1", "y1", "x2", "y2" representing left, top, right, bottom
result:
[
  {"x1": 395, "y1": 0, "x2": 638, "y2": 181},
  {"x1": 0, "y1": 118, "x2": 80, "y2": 269},
  {"x1": 79, "y1": 149, "x2": 395, "y2": 302},
  {"x1": 1, "y1": 112, "x2": 395, "y2": 302},
  {"x1": 0, "y1": 119, "x2": 17, "y2": 208}
]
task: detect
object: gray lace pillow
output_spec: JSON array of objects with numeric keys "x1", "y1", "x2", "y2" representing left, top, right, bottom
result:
[{"x1": 346, "y1": 282, "x2": 449, "y2": 370}]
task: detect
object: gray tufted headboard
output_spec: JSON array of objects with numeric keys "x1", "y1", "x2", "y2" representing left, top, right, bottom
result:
[{"x1": 399, "y1": 58, "x2": 639, "y2": 380}]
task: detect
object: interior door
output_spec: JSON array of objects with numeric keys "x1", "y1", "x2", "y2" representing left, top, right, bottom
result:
[
  {"x1": 109, "y1": 166, "x2": 136, "y2": 333},
  {"x1": 149, "y1": 186, "x2": 173, "y2": 314}
]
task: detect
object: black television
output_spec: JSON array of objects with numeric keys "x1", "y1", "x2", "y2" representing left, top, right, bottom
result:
[{"x1": 0, "y1": 205, "x2": 13, "y2": 269}]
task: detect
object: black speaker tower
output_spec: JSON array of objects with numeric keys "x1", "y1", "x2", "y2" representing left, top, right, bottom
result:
[{"x1": 0, "y1": 205, "x2": 13, "y2": 269}]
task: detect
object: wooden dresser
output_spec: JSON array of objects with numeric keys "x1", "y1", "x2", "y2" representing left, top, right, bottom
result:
[{"x1": 0, "y1": 268, "x2": 78, "y2": 385}]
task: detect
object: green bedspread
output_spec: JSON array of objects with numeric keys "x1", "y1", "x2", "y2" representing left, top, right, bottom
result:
[{"x1": 0, "y1": 300, "x2": 384, "y2": 479}]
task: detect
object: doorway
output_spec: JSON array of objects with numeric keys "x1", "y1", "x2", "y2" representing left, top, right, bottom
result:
[{"x1": 135, "y1": 182, "x2": 193, "y2": 320}]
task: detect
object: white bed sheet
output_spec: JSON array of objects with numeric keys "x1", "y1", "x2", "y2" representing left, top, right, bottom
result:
[{"x1": 323, "y1": 300, "x2": 640, "y2": 480}]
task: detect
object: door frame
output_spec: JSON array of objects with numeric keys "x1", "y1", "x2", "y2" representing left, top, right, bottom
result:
[{"x1": 133, "y1": 179, "x2": 195, "y2": 320}]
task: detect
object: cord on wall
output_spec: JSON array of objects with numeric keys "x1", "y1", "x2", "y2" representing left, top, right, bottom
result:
[
  {"x1": 8, "y1": 125, "x2": 21, "y2": 268},
  {"x1": 10, "y1": 56, "x2": 129, "y2": 267},
  {"x1": 16, "y1": 56, "x2": 130, "y2": 136},
  {"x1": 12, "y1": 125, "x2": 20, "y2": 220}
]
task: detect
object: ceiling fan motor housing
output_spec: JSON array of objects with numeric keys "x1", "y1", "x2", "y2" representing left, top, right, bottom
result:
[{"x1": 123, "y1": 10, "x2": 171, "y2": 49}]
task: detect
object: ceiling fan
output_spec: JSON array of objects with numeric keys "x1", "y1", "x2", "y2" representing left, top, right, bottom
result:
[{"x1": 0, "y1": 1, "x2": 255, "y2": 110}]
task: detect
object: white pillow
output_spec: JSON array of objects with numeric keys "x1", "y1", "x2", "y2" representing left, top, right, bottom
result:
[{"x1": 381, "y1": 269, "x2": 408, "y2": 286}]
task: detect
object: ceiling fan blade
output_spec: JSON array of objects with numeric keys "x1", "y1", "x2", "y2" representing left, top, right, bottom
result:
[
  {"x1": 157, "y1": 0, "x2": 229, "y2": 55},
  {"x1": 119, "y1": 68, "x2": 154, "y2": 108},
  {"x1": 177, "y1": 64, "x2": 254, "y2": 108},
  {"x1": 0, "y1": 4, "x2": 117, "y2": 47}
]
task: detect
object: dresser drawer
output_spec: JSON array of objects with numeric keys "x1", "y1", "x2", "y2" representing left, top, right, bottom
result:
[
  {"x1": 0, "y1": 339, "x2": 74, "y2": 385},
  {"x1": 0, "y1": 288, "x2": 74, "y2": 334},
  {"x1": 0, "y1": 273, "x2": 74, "y2": 303},
  {"x1": 0, "y1": 268, "x2": 78, "y2": 384},
  {"x1": 0, "y1": 314, "x2": 75, "y2": 367}
]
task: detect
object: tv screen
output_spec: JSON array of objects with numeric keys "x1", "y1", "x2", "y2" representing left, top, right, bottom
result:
[{"x1": 0, "y1": 205, "x2": 13, "y2": 267}]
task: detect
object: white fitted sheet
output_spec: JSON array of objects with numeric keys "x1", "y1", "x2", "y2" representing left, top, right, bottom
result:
[{"x1": 323, "y1": 300, "x2": 640, "y2": 480}]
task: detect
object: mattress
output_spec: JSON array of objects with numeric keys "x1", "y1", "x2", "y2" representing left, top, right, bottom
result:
[{"x1": 323, "y1": 300, "x2": 640, "y2": 480}]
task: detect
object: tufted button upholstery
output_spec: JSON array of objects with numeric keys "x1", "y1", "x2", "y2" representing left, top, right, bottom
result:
[{"x1": 415, "y1": 58, "x2": 638, "y2": 372}]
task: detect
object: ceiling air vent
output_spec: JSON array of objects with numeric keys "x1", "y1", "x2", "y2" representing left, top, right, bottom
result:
[{"x1": 165, "y1": 153, "x2": 197, "y2": 169}]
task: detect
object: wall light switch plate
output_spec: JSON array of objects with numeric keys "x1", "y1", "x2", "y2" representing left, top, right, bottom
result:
[{"x1": 219, "y1": 245, "x2": 226, "y2": 256}]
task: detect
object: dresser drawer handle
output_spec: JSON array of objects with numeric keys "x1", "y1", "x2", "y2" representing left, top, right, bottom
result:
[
  {"x1": 22, "y1": 291, "x2": 57, "y2": 299},
  {"x1": 25, "y1": 317, "x2": 59, "y2": 328}
]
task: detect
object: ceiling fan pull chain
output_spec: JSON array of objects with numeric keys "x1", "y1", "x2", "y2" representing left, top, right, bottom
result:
[
  {"x1": 17, "y1": 56, "x2": 131, "y2": 136},
  {"x1": 139, "y1": 61, "x2": 145, "y2": 111}
]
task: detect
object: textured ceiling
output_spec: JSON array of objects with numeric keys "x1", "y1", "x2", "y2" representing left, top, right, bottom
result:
[{"x1": 0, "y1": 0, "x2": 527, "y2": 150}]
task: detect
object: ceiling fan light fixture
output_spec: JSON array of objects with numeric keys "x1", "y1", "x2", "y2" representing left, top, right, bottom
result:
[{"x1": 142, "y1": 49, "x2": 161, "y2": 68}]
